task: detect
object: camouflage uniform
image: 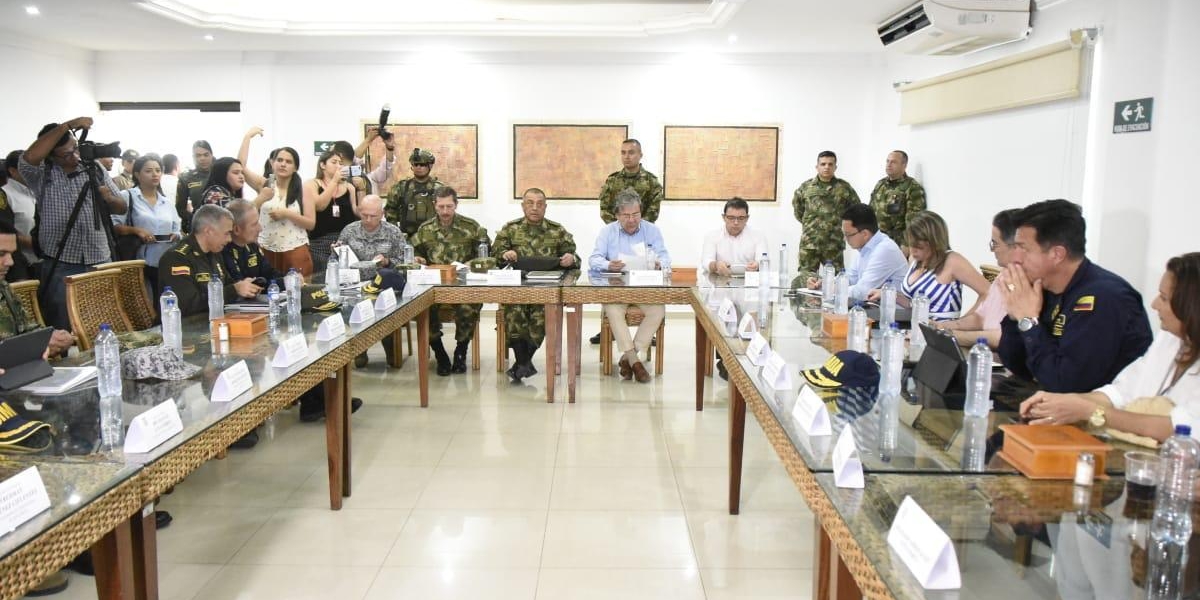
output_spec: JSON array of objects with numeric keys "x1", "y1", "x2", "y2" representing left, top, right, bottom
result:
[
  {"x1": 791, "y1": 176, "x2": 860, "y2": 276},
  {"x1": 598, "y1": 166, "x2": 663, "y2": 224},
  {"x1": 175, "y1": 168, "x2": 209, "y2": 233},
  {"x1": 385, "y1": 177, "x2": 443, "y2": 237},
  {"x1": 411, "y1": 215, "x2": 490, "y2": 343},
  {"x1": 492, "y1": 217, "x2": 579, "y2": 349},
  {"x1": 0, "y1": 281, "x2": 37, "y2": 340},
  {"x1": 114, "y1": 171, "x2": 135, "y2": 192},
  {"x1": 869, "y1": 175, "x2": 926, "y2": 246}
]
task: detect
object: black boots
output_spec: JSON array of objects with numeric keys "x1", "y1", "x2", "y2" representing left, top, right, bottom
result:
[
  {"x1": 431, "y1": 338, "x2": 452, "y2": 376},
  {"x1": 506, "y1": 340, "x2": 539, "y2": 383},
  {"x1": 451, "y1": 341, "x2": 469, "y2": 373}
]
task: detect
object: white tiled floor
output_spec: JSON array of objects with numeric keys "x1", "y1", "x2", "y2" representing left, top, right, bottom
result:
[{"x1": 43, "y1": 313, "x2": 816, "y2": 599}]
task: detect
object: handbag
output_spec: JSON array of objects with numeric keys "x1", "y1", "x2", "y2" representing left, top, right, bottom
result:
[{"x1": 114, "y1": 190, "x2": 144, "y2": 261}]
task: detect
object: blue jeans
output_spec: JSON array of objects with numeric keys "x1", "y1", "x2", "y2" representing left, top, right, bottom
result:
[{"x1": 39, "y1": 259, "x2": 91, "y2": 331}]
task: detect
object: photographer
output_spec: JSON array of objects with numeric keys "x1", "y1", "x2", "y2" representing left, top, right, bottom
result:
[
  {"x1": 19, "y1": 117, "x2": 127, "y2": 330},
  {"x1": 304, "y1": 150, "x2": 358, "y2": 271},
  {"x1": 356, "y1": 126, "x2": 397, "y2": 196}
]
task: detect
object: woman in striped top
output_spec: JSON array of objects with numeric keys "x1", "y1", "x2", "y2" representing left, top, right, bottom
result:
[{"x1": 871, "y1": 211, "x2": 990, "y2": 320}]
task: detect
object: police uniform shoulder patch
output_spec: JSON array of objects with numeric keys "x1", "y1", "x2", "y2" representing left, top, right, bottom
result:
[
  {"x1": 1073, "y1": 295, "x2": 1095, "y2": 312},
  {"x1": 247, "y1": 255, "x2": 258, "y2": 268},
  {"x1": 174, "y1": 243, "x2": 190, "y2": 255},
  {"x1": 171, "y1": 266, "x2": 190, "y2": 276}
]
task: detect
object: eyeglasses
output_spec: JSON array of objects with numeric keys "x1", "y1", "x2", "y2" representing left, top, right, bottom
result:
[
  {"x1": 617, "y1": 212, "x2": 641, "y2": 220},
  {"x1": 988, "y1": 239, "x2": 1014, "y2": 251},
  {"x1": 722, "y1": 215, "x2": 748, "y2": 222},
  {"x1": 842, "y1": 229, "x2": 862, "y2": 239}
]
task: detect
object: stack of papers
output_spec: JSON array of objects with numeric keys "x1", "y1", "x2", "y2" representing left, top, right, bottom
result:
[{"x1": 20, "y1": 367, "x2": 97, "y2": 394}]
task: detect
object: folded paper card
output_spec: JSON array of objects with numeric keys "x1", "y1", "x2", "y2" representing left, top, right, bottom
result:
[
  {"x1": 0, "y1": 466, "x2": 50, "y2": 534},
  {"x1": 760, "y1": 350, "x2": 792, "y2": 391},
  {"x1": 791, "y1": 385, "x2": 832, "y2": 436},
  {"x1": 832, "y1": 427, "x2": 864, "y2": 488},
  {"x1": 628, "y1": 270, "x2": 664, "y2": 286},
  {"x1": 738, "y1": 313, "x2": 758, "y2": 340},
  {"x1": 124, "y1": 400, "x2": 184, "y2": 454},
  {"x1": 272, "y1": 334, "x2": 309, "y2": 368},
  {"x1": 210, "y1": 360, "x2": 252, "y2": 403},
  {"x1": 747, "y1": 332, "x2": 770, "y2": 366},
  {"x1": 487, "y1": 269, "x2": 522, "y2": 285},
  {"x1": 887, "y1": 496, "x2": 962, "y2": 590},
  {"x1": 374, "y1": 288, "x2": 397, "y2": 311},
  {"x1": 316, "y1": 314, "x2": 346, "y2": 342},
  {"x1": 349, "y1": 299, "x2": 375, "y2": 324}
]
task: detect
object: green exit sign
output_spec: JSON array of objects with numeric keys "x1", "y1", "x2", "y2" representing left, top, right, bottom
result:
[{"x1": 313, "y1": 141, "x2": 335, "y2": 156}]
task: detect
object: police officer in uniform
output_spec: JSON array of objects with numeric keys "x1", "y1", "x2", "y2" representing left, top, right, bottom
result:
[
  {"x1": 157, "y1": 204, "x2": 261, "y2": 316},
  {"x1": 411, "y1": 187, "x2": 490, "y2": 376},
  {"x1": 221, "y1": 199, "x2": 284, "y2": 286},
  {"x1": 385, "y1": 148, "x2": 443, "y2": 237},
  {"x1": 492, "y1": 187, "x2": 579, "y2": 382},
  {"x1": 997, "y1": 199, "x2": 1152, "y2": 393},
  {"x1": 792, "y1": 150, "x2": 860, "y2": 278},
  {"x1": 869, "y1": 150, "x2": 926, "y2": 252},
  {"x1": 176, "y1": 140, "x2": 213, "y2": 233}
]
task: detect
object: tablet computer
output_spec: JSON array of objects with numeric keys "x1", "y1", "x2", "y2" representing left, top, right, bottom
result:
[{"x1": 0, "y1": 327, "x2": 55, "y2": 391}]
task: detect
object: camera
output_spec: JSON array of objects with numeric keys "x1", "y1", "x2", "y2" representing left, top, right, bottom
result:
[
  {"x1": 340, "y1": 165, "x2": 363, "y2": 178},
  {"x1": 78, "y1": 140, "x2": 122, "y2": 161}
]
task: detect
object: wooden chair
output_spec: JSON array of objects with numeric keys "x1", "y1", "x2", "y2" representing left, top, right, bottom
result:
[
  {"x1": 65, "y1": 269, "x2": 135, "y2": 351},
  {"x1": 93, "y1": 259, "x2": 157, "y2": 329},
  {"x1": 980, "y1": 264, "x2": 1001, "y2": 283},
  {"x1": 599, "y1": 305, "x2": 665, "y2": 376},
  {"x1": 9, "y1": 280, "x2": 46, "y2": 327}
]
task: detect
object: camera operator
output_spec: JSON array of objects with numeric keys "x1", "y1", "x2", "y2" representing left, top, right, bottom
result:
[
  {"x1": 355, "y1": 126, "x2": 397, "y2": 196},
  {"x1": 19, "y1": 117, "x2": 127, "y2": 330}
]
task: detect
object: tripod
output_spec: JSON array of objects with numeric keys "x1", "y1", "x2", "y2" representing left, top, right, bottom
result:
[{"x1": 38, "y1": 157, "x2": 118, "y2": 304}]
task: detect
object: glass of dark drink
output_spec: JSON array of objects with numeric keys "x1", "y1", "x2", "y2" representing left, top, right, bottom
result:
[{"x1": 1123, "y1": 451, "x2": 1162, "y2": 520}]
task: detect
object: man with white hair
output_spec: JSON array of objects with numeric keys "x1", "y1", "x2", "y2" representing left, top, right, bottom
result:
[{"x1": 336, "y1": 194, "x2": 405, "y2": 282}]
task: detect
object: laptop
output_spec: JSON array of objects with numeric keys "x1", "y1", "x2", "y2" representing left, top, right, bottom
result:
[
  {"x1": 911, "y1": 324, "x2": 1037, "y2": 411},
  {"x1": 864, "y1": 302, "x2": 912, "y2": 328}
]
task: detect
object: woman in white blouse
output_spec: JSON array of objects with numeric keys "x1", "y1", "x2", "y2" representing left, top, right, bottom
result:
[
  {"x1": 1020, "y1": 252, "x2": 1200, "y2": 442},
  {"x1": 111, "y1": 154, "x2": 181, "y2": 282},
  {"x1": 239, "y1": 127, "x2": 316, "y2": 276}
]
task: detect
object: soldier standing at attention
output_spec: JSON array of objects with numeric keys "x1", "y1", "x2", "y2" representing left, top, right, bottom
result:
[
  {"x1": 792, "y1": 150, "x2": 860, "y2": 277},
  {"x1": 385, "y1": 148, "x2": 443, "y2": 237},
  {"x1": 869, "y1": 150, "x2": 926, "y2": 254},
  {"x1": 492, "y1": 188, "x2": 579, "y2": 383},
  {"x1": 592, "y1": 138, "x2": 663, "y2": 344},
  {"x1": 411, "y1": 187, "x2": 490, "y2": 376}
]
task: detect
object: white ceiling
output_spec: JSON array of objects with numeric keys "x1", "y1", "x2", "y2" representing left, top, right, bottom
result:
[{"x1": 3, "y1": 0, "x2": 906, "y2": 54}]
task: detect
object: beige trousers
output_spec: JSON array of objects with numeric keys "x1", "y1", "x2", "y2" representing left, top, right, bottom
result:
[{"x1": 603, "y1": 304, "x2": 665, "y2": 356}]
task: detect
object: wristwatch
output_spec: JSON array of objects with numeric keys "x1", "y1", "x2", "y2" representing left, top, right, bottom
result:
[
  {"x1": 1018, "y1": 316, "x2": 1039, "y2": 332},
  {"x1": 1089, "y1": 407, "x2": 1108, "y2": 428}
]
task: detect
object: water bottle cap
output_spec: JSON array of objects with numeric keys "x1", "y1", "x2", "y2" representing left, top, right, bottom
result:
[
  {"x1": 163, "y1": 286, "x2": 172, "y2": 292},
  {"x1": 100, "y1": 323, "x2": 111, "y2": 331},
  {"x1": 1176, "y1": 424, "x2": 1192, "y2": 436},
  {"x1": 977, "y1": 337, "x2": 988, "y2": 344},
  {"x1": 890, "y1": 322, "x2": 899, "y2": 330}
]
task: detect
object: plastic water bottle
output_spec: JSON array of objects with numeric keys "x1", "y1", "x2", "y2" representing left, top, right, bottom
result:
[
  {"x1": 880, "y1": 323, "x2": 904, "y2": 398},
  {"x1": 834, "y1": 271, "x2": 849, "y2": 315},
  {"x1": 820, "y1": 261, "x2": 835, "y2": 310},
  {"x1": 1146, "y1": 425, "x2": 1200, "y2": 599},
  {"x1": 646, "y1": 245, "x2": 658, "y2": 270},
  {"x1": 880, "y1": 279, "x2": 897, "y2": 329},
  {"x1": 325, "y1": 259, "x2": 341, "y2": 303},
  {"x1": 758, "y1": 252, "x2": 770, "y2": 293},
  {"x1": 778, "y1": 243, "x2": 788, "y2": 288},
  {"x1": 206, "y1": 275, "x2": 223, "y2": 320},
  {"x1": 285, "y1": 269, "x2": 301, "y2": 318},
  {"x1": 95, "y1": 324, "x2": 123, "y2": 447},
  {"x1": 267, "y1": 280, "x2": 281, "y2": 329},
  {"x1": 400, "y1": 234, "x2": 414, "y2": 265},
  {"x1": 159, "y1": 287, "x2": 182, "y2": 358},
  {"x1": 848, "y1": 303, "x2": 868, "y2": 353},
  {"x1": 910, "y1": 292, "x2": 930, "y2": 350},
  {"x1": 960, "y1": 415, "x2": 988, "y2": 471},
  {"x1": 477, "y1": 241, "x2": 489, "y2": 259},
  {"x1": 963, "y1": 338, "x2": 993, "y2": 417}
]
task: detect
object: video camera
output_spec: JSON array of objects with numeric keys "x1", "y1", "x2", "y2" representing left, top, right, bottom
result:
[
  {"x1": 75, "y1": 128, "x2": 121, "y2": 161},
  {"x1": 378, "y1": 104, "x2": 392, "y2": 141}
]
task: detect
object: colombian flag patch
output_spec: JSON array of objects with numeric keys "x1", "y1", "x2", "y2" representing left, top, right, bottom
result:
[
  {"x1": 1073, "y1": 295, "x2": 1095, "y2": 312},
  {"x1": 171, "y1": 266, "x2": 190, "y2": 276}
]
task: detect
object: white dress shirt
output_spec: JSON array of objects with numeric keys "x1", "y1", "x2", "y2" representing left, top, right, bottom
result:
[
  {"x1": 700, "y1": 225, "x2": 768, "y2": 272},
  {"x1": 2, "y1": 180, "x2": 38, "y2": 263},
  {"x1": 1095, "y1": 331, "x2": 1200, "y2": 438}
]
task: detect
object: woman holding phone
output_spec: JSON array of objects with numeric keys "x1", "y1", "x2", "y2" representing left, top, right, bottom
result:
[
  {"x1": 111, "y1": 154, "x2": 181, "y2": 282},
  {"x1": 305, "y1": 150, "x2": 358, "y2": 271},
  {"x1": 239, "y1": 127, "x2": 316, "y2": 276}
]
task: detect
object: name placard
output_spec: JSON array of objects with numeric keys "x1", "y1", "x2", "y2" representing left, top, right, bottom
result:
[
  {"x1": 408, "y1": 268, "x2": 442, "y2": 285},
  {"x1": 0, "y1": 467, "x2": 51, "y2": 534},
  {"x1": 349, "y1": 299, "x2": 375, "y2": 324},
  {"x1": 887, "y1": 496, "x2": 962, "y2": 589},
  {"x1": 211, "y1": 360, "x2": 252, "y2": 403},
  {"x1": 791, "y1": 385, "x2": 832, "y2": 436},
  {"x1": 717, "y1": 298, "x2": 737, "y2": 324},
  {"x1": 374, "y1": 287, "x2": 397, "y2": 311},
  {"x1": 272, "y1": 334, "x2": 309, "y2": 368},
  {"x1": 743, "y1": 271, "x2": 761, "y2": 287},
  {"x1": 628, "y1": 270, "x2": 664, "y2": 286},
  {"x1": 746, "y1": 332, "x2": 771, "y2": 366},
  {"x1": 124, "y1": 400, "x2": 184, "y2": 454},
  {"x1": 760, "y1": 350, "x2": 792, "y2": 391},
  {"x1": 487, "y1": 269, "x2": 522, "y2": 286},
  {"x1": 738, "y1": 312, "x2": 758, "y2": 340},
  {"x1": 316, "y1": 314, "x2": 347, "y2": 342},
  {"x1": 832, "y1": 427, "x2": 864, "y2": 488}
]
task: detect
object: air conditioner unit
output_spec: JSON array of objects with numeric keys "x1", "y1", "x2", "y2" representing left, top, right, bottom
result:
[{"x1": 877, "y1": 0, "x2": 1032, "y2": 56}]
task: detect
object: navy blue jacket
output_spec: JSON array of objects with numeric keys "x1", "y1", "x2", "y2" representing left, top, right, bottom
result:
[{"x1": 998, "y1": 259, "x2": 1152, "y2": 393}]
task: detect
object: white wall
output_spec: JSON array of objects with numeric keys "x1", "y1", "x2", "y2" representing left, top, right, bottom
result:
[
  {"x1": 91, "y1": 50, "x2": 885, "y2": 271},
  {"x1": 0, "y1": 32, "x2": 95, "y2": 154}
]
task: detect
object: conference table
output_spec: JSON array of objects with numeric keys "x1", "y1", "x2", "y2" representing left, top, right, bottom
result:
[{"x1": 0, "y1": 271, "x2": 1166, "y2": 600}]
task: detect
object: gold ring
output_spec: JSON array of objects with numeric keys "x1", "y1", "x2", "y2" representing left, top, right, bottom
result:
[{"x1": 1006, "y1": 283, "x2": 1016, "y2": 292}]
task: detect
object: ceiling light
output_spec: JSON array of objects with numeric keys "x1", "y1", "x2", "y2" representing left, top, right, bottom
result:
[
  {"x1": 203, "y1": 34, "x2": 214, "y2": 41},
  {"x1": 25, "y1": 6, "x2": 40, "y2": 15},
  {"x1": 727, "y1": 33, "x2": 738, "y2": 44}
]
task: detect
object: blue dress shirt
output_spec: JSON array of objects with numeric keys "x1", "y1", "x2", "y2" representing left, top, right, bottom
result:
[
  {"x1": 846, "y1": 231, "x2": 907, "y2": 302},
  {"x1": 588, "y1": 221, "x2": 672, "y2": 272}
]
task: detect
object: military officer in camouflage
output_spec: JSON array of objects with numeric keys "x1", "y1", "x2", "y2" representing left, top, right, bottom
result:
[
  {"x1": 599, "y1": 139, "x2": 663, "y2": 224},
  {"x1": 792, "y1": 150, "x2": 860, "y2": 277},
  {"x1": 0, "y1": 222, "x2": 74, "y2": 361},
  {"x1": 411, "y1": 187, "x2": 490, "y2": 376},
  {"x1": 492, "y1": 188, "x2": 579, "y2": 383},
  {"x1": 158, "y1": 205, "x2": 262, "y2": 317},
  {"x1": 175, "y1": 140, "x2": 213, "y2": 233},
  {"x1": 869, "y1": 150, "x2": 926, "y2": 253},
  {"x1": 385, "y1": 148, "x2": 444, "y2": 237}
]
